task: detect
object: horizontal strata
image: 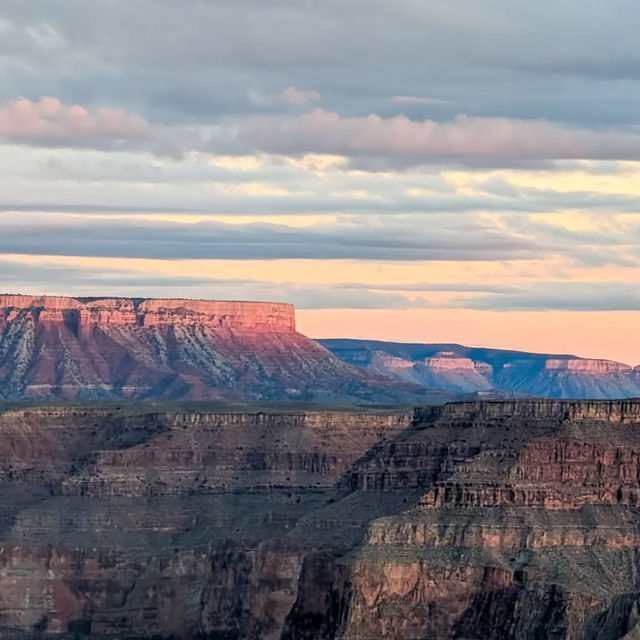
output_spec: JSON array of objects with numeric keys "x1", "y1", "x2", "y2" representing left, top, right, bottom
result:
[
  {"x1": 0, "y1": 294, "x2": 296, "y2": 332},
  {"x1": 323, "y1": 339, "x2": 640, "y2": 400},
  {"x1": 2, "y1": 402, "x2": 640, "y2": 637},
  {"x1": 414, "y1": 399, "x2": 640, "y2": 423}
]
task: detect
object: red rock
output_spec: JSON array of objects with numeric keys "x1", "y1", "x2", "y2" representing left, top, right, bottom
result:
[
  {"x1": 5, "y1": 395, "x2": 640, "y2": 637},
  {"x1": 0, "y1": 294, "x2": 426, "y2": 403}
]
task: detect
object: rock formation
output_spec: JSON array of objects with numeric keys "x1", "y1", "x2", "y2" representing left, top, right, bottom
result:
[
  {"x1": 322, "y1": 339, "x2": 640, "y2": 399},
  {"x1": 283, "y1": 399, "x2": 640, "y2": 640},
  {"x1": 0, "y1": 405, "x2": 412, "y2": 638},
  {"x1": 2, "y1": 401, "x2": 640, "y2": 638},
  {"x1": 0, "y1": 296, "x2": 435, "y2": 403}
]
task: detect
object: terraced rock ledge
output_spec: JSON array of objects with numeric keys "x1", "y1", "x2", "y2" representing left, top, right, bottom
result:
[{"x1": 1, "y1": 400, "x2": 640, "y2": 638}]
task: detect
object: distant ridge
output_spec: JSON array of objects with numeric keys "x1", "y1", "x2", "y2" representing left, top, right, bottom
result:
[{"x1": 320, "y1": 338, "x2": 640, "y2": 399}]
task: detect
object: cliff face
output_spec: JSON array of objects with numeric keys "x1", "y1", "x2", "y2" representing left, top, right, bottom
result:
[
  {"x1": 322, "y1": 339, "x2": 640, "y2": 399},
  {"x1": 0, "y1": 296, "x2": 428, "y2": 403},
  {"x1": 284, "y1": 399, "x2": 640, "y2": 640},
  {"x1": 0, "y1": 295, "x2": 297, "y2": 332},
  {"x1": 0, "y1": 406, "x2": 411, "y2": 638},
  {"x1": 3, "y1": 401, "x2": 640, "y2": 638}
]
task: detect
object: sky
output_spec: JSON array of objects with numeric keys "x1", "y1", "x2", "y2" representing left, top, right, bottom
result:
[{"x1": 1, "y1": 1, "x2": 639, "y2": 364}]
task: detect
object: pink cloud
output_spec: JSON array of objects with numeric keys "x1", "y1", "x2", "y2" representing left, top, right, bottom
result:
[
  {"x1": 0, "y1": 97, "x2": 151, "y2": 148},
  {"x1": 239, "y1": 109, "x2": 640, "y2": 160},
  {"x1": 279, "y1": 87, "x2": 322, "y2": 105}
]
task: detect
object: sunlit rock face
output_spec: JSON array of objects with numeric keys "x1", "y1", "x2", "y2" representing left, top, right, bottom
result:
[
  {"x1": 322, "y1": 339, "x2": 640, "y2": 399},
  {"x1": 0, "y1": 295, "x2": 428, "y2": 403},
  {"x1": 3, "y1": 401, "x2": 640, "y2": 638}
]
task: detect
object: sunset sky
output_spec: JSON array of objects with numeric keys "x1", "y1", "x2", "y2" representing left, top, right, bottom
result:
[{"x1": 1, "y1": 1, "x2": 639, "y2": 363}]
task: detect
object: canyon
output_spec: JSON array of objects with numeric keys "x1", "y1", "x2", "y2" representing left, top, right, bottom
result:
[
  {"x1": 0, "y1": 296, "x2": 433, "y2": 404},
  {"x1": 322, "y1": 339, "x2": 640, "y2": 399},
  {"x1": 2, "y1": 401, "x2": 640, "y2": 638}
]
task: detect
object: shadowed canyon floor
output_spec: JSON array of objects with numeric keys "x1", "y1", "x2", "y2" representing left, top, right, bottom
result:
[{"x1": 2, "y1": 401, "x2": 640, "y2": 638}]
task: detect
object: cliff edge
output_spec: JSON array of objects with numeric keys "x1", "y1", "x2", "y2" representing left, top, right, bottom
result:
[{"x1": 0, "y1": 294, "x2": 426, "y2": 403}]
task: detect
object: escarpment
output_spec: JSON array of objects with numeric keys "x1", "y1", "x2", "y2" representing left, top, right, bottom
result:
[
  {"x1": 4, "y1": 400, "x2": 640, "y2": 638},
  {"x1": 284, "y1": 399, "x2": 640, "y2": 640},
  {"x1": 0, "y1": 295, "x2": 432, "y2": 403},
  {"x1": 322, "y1": 339, "x2": 640, "y2": 399},
  {"x1": 0, "y1": 406, "x2": 412, "y2": 638}
]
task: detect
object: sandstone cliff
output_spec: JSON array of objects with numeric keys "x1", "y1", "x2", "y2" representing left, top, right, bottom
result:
[
  {"x1": 285, "y1": 399, "x2": 640, "y2": 639},
  {"x1": 0, "y1": 295, "x2": 431, "y2": 403}
]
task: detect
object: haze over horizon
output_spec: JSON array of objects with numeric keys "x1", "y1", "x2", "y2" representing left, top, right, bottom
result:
[{"x1": 2, "y1": 1, "x2": 639, "y2": 363}]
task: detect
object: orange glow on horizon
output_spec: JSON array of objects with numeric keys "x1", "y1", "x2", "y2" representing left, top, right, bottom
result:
[{"x1": 297, "y1": 308, "x2": 640, "y2": 367}]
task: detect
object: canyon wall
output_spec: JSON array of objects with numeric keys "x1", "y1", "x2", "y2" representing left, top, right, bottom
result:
[
  {"x1": 2, "y1": 401, "x2": 640, "y2": 638},
  {"x1": 0, "y1": 295, "x2": 297, "y2": 332},
  {"x1": 0, "y1": 406, "x2": 411, "y2": 638},
  {"x1": 284, "y1": 399, "x2": 640, "y2": 640}
]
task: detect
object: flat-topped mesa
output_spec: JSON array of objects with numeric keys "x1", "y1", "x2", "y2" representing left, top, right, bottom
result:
[
  {"x1": 545, "y1": 358, "x2": 632, "y2": 374},
  {"x1": 414, "y1": 399, "x2": 640, "y2": 425},
  {"x1": 423, "y1": 352, "x2": 493, "y2": 374},
  {"x1": 0, "y1": 294, "x2": 296, "y2": 332},
  {"x1": 370, "y1": 351, "x2": 415, "y2": 369},
  {"x1": 424, "y1": 353, "x2": 477, "y2": 370}
]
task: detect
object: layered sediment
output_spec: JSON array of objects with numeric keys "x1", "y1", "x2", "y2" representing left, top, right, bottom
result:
[
  {"x1": 0, "y1": 406, "x2": 411, "y2": 638},
  {"x1": 0, "y1": 295, "x2": 427, "y2": 403},
  {"x1": 284, "y1": 399, "x2": 640, "y2": 640},
  {"x1": 2, "y1": 400, "x2": 640, "y2": 638},
  {"x1": 0, "y1": 295, "x2": 297, "y2": 332},
  {"x1": 322, "y1": 339, "x2": 640, "y2": 399}
]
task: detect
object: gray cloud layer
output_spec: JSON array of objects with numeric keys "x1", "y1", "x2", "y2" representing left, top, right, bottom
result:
[
  {"x1": 1, "y1": 1, "x2": 639, "y2": 316},
  {"x1": 3, "y1": 0, "x2": 640, "y2": 128},
  {"x1": 2, "y1": 2, "x2": 640, "y2": 164},
  {"x1": 4, "y1": 257, "x2": 639, "y2": 312},
  {"x1": 0, "y1": 214, "x2": 539, "y2": 262}
]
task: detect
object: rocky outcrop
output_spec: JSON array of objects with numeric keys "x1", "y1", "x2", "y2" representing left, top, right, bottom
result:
[
  {"x1": 283, "y1": 399, "x2": 640, "y2": 640},
  {"x1": 322, "y1": 339, "x2": 640, "y2": 399},
  {"x1": 4, "y1": 400, "x2": 640, "y2": 638},
  {"x1": 0, "y1": 295, "x2": 438, "y2": 403},
  {"x1": 544, "y1": 358, "x2": 632, "y2": 374},
  {"x1": 0, "y1": 295, "x2": 297, "y2": 332},
  {"x1": 0, "y1": 406, "x2": 412, "y2": 638}
]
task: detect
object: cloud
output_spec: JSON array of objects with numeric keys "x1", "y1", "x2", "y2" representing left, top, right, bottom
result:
[
  {"x1": 456, "y1": 282, "x2": 640, "y2": 311},
  {"x1": 391, "y1": 95, "x2": 450, "y2": 105},
  {"x1": 0, "y1": 0, "x2": 638, "y2": 330},
  {"x1": 6, "y1": 95, "x2": 640, "y2": 169},
  {"x1": 4, "y1": 254, "x2": 639, "y2": 313},
  {"x1": 0, "y1": 258, "x2": 426, "y2": 309},
  {"x1": 279, "y1": 87, "x2": 322, "y2": 105},
  {"x1": 0, "y1": 97, "x2": 151, "y2": 148},
  {"x1": 0, "y1": 213, "x2": 540, "y2": 262},
  {"x1": 236, "y1": 110, "x2": 640, "y2": 161},
  {"x1": 249, "y1": 87, "x2": 322, "y2": 108},
  {"x1": 3, "y1": 1, "x2": 640, "y2": 132}
]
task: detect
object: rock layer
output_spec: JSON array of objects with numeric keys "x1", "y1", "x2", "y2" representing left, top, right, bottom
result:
[
  {"x1": 0, "y1": 406, "x2": 411, "y2": 638},
  {"x1": 0, "y1": 296, "x2": 431, "y2": 403},
  {"x1": 285, "y1": 399, "x2": 640, "y2": 639},
  {"x1": 3, "y1": 401, "x2": 640, "y2": 638},
  {"x1": 322, "y1": 339, "x2": 640, "y2": 399}
]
